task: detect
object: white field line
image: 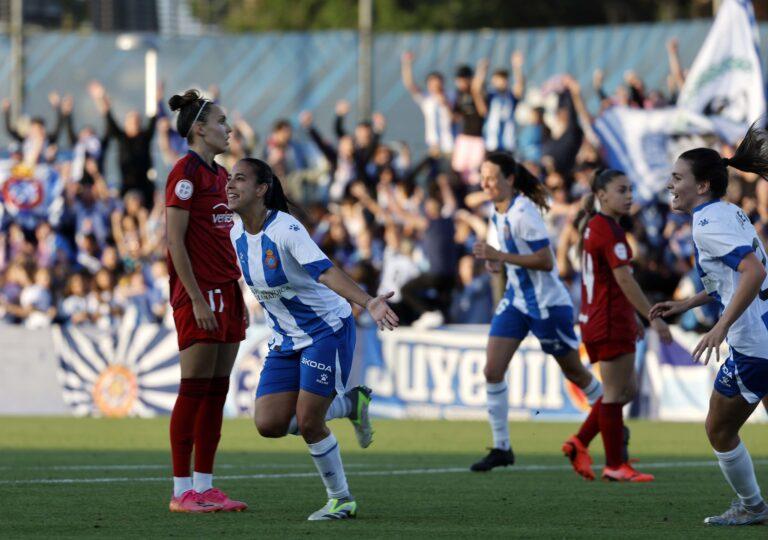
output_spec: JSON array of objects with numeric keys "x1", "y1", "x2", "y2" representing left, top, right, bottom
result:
[
  {"x1": 0, "y1": 463, "x2": 374, "y2": 472},
  {"x1": 2, "y1": 459, "x2": 766, "y2": 486}
]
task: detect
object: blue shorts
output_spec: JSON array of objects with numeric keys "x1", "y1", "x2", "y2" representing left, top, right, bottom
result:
[
  {"x1": 714, "y1": 348, "x2": 768, "y2": 404},
  {"x1": 489, "y1": 301, "x2": 578, "y2": 357},
  {"x1": 256, "y1": 316, "x2": 356, "y2": 398}
]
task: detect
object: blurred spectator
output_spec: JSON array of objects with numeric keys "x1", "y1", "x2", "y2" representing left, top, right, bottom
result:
[
  {"x1": 60, "y1": 273, "x2": 90, "y2": 325},
  {"x1": 89, "y1": 81, "x2": 157, "y2": 207}
]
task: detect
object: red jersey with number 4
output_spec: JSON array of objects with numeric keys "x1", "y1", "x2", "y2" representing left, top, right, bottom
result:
[
  {"x1": 579, "y1": 213, "x2": 637, "y2": 343},
  {"x1": 166, "y1": 151, "x2": 240, "y2": 309}
]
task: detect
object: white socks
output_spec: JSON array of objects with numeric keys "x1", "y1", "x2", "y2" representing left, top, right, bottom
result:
[
  {"x1": 714, "y1": 441, "x2": 764, "y2": 508},
  {"x1": 486, "y1": 381, "x2": 510, "y2": 451},
  {"x1": 287, "y1": 394, "x2": 353, "y2": 436},
  {"x1": 308, "y1": 433, "x2": 349, "y2": 499},
  {"x1": 193, "y1": 471, "x2": 213, "y2": 493},
  {"x1": 173, "y1": 476, "x2": 192, "y2": 498},
  {"x1": 582, "y1": 377, "x2": 603, "y2": 406},
  {"x1": 173, "y1": 473, "x2": 214, "y2": 497}
]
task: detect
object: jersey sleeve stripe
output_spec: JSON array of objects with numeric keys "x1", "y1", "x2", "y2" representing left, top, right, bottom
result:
[
  {"x1": 525, "y1": 238, "x2": 550, "y2": 252},
  {"x1": 303, "y1": 259, "x2": 333, "y2": 281},
  {"x1": 720, "y1": 245, "x2": 753, "y2": 271}
]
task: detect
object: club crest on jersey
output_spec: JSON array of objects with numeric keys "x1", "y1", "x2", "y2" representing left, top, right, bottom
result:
[
  {"x1": 264, "y1": 249, "x2": 279, "y2": 269},
  {"x1": 175, "y1": 179, "x2": 193, "y2": 200}
]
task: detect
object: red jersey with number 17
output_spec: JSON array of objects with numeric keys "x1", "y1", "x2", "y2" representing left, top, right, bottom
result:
[
  {"x1": 578, "y1": 213, "x2": 637, "y2": 344},
  {"x1": 165, "y1": 151, "x2": 240, "y2": 309}
]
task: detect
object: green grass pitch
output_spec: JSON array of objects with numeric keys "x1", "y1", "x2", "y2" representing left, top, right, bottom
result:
[{"x1": 1, "y1": 417, "x2": 767, "y2": 538}]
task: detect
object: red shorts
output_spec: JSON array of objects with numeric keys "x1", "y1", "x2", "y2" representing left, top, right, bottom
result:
[
  {"x1": 584, "y1": 339, "x2": 635, "y2": 364},
  {"x1": 172, "y1": 281, "x2": 247, "y2": 351}
]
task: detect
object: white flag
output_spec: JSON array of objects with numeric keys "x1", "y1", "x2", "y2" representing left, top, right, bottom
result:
[{"x1": 677, "y1": 0, "x2": 764, "y2": 139}]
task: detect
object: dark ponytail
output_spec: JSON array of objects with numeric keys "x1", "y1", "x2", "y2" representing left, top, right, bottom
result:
[
  {"x1": 168, "y1": 89, "x2": 210, "y2": 140},
  {"x1": 679, "y1": 119, "x2": 768, "y2": 199},
  {"x1": 576, "y1": 168, "x2": 625, "y2": 253},
  {"x1": 485, "y1": 151, "x2": 550, "y2": 211}
]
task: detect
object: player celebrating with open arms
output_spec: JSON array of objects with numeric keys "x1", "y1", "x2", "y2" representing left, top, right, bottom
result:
[
  {"x1": 165, "y1": 90, "x2": 247, "y2": 513},
  {"x1": 469, "y1": 152, "x2": 604, "y2": 472},
  {"x1": 226, "y1": 157, "x2": 398, "y2": 520},
  {"x1": 566, "y1": 169, "x2": 672, "y2": 483},
  {"x1": 651, "y1": 125, "x2": 768, "y2": 526}
]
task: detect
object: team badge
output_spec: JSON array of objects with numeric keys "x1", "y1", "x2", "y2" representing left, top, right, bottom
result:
[
  {"x1": 264, "y1": 248, "x2": 279, "y2": 269},
  {"x1": 175, "y1": 179, "x2": 194, "y2": 200},
  {"x1": 614, "y1": 243, "x2": 628, "y2": 260}
]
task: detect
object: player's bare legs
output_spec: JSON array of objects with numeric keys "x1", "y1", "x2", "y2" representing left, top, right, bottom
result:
[
  {"x1": 471, "y1": 336, "x2": 520, "y2": 472},
  {"x1": 703, "y1": 391, "x2": 767, "y2": 525}
]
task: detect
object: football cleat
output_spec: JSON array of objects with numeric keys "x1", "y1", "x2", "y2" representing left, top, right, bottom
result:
[
  {"x1": 704, "y1": 499, "x2": 768, "y2": 526},
  {"x1": 199, "y1": 488, "x2": 248, "y2": 512},
  {"x1": 562, "y1": 435, "x2": 595, "y2": 481},
  {"x1": 601, "y1": 462, "x2": 654, "y2": 483},
  {"x1": 307, "y1": 497, "x2": 357, "y2": 521},
  {"x1": 470, "y1": 447, "x2": 515, "y2": 472},
  {"x1": 169, "y1": 489, "x2": 222, "y2": 513},
  {"x1": 347, "y1": 386, "x2": 374, "y2": 449}
]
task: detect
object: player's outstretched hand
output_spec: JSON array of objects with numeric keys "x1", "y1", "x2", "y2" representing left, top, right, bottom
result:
[
  {"x1": 692, "y1": 323, "x2": 727, "y2": 365},
  {"x1": 192, "y1": 297, "x2": 219, "y2": 332},
  {"x1": 650, "y1": 318, "x2": 673, "y2": 344},
  {"x1": 366, "y1": 292, "x2": 399, "y2": 332},
  {"x1": 649, "y1": 300, "x2": 685, "y2": 320}
]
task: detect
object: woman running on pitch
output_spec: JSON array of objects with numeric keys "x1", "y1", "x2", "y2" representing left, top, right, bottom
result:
[
  {"x1": 651, "y1": 124, "x2": 768, "y2": 526},
  {"x1": 165, "y1": 90, "x2": 247, "y2": 513},
  {"x1": 469, "y1": 151, "x2": 605, "y2": 472},
  {"x1": 226, "y1": 157, "x2": 398, "y2": 520},
  {"x1": 565, "y1": 169, "x2": 671, "y2": 483}
]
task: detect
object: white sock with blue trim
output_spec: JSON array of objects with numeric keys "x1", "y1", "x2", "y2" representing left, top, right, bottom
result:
[
  {"x1": 286, "y1": 395, "x2": 353, "y2": 436},
  {"x1": 308, "y1": 432, "x2": 349, "y2": 499},
  {"x1": 582, "y1": 377, "x2": 603, "y2": 406},
  {"x1": 486, "y1": 381, "x2": 510, "y2": 451},
  {"x1": 714, "y1": 441, "x2": 765, "y2": 509}
]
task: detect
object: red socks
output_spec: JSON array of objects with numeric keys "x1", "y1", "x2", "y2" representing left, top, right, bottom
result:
[
  {"x1": 576, "y1": 397, "x2": 602, "y2": 447},
  {"x1": 599, "y1": 402, "x2": 624, "y2": 469},
  {"x1": 170, "y1": 378, "x2": 211, "y2": 477},
  {"x1": 194, "y1": 377, "x2": 230, "y2": 474}
]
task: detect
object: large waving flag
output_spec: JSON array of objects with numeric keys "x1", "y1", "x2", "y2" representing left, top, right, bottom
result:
[
  {"x1": 677, "y1": 0, "x2": 764, "y2": 139},
  {"x1": 594, "y1": 107, "x2": 715, "y2": 203}
]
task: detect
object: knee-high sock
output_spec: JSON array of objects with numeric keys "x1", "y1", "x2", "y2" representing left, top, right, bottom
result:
[
  {"x1": 193, "y1": 376, "x2": 230, "y2": 480},
  {"x1": 714, "y1": 441, "x2": 764, "y2": 508},
  {"x1": 486, "y1": 381, "x2": 510, "y2": 451},
  {"x1": 308, "y1": 433, "x2": 349, "y2": 499},
  {"x1": 577, "y1": 397, "x2": 602, "y2": 447},
  {"x1": 170, "y1": 378, "x2": 211, "y2": 479},
  {"x1": 287, "y1": 394, "x2": 352, "y2": 436},
  {"x1": 598, "y1": 402, "x2": 624, "y2": 468}
]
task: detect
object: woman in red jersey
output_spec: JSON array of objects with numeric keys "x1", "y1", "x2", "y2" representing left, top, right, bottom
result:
[
  {"x1": 165, "y1": 90, "x2": 247, "y2": 513},
  {"x1": 563, "y1": 169, "x2": 672, "y2": 482}
]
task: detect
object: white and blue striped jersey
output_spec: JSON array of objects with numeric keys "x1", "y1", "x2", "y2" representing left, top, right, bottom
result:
[
  {"x1": 692, "y1": 200, "x2": 768, "y2": 360},
  {"x1": 230, "y1": 210, "x2": 352, "y2": 352},
  {"x1": 487, "y1": 194, "x2": 572, "y2": 319},
  {"x1": 484, "y1": 90, "x2": 518, "y2": 152}
]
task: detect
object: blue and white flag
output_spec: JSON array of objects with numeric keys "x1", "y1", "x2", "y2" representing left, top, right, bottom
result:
[
  {"x1": 677, "y1": 0, "x2": 764, "y2": 140},
  {"x1": 594, "y1": 107, "x2": 715, "y2": 203}
]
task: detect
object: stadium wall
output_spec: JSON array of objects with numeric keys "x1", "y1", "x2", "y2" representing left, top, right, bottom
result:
[
  {"x1": 3, "y1": 321, "x2": 766, "y2": 423},
  {"x1": 2, "y1": 21, "x2": 767, "y2": 160}
]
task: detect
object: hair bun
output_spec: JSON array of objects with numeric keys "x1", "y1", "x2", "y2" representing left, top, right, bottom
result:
[{"x1": 168, "y1": 89, "x2": 202, "y2": 112}]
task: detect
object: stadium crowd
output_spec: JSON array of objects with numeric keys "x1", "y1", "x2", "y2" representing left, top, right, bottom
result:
[{"x1": 1, "y1": 39, "x2": 767, "y2": 331}]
